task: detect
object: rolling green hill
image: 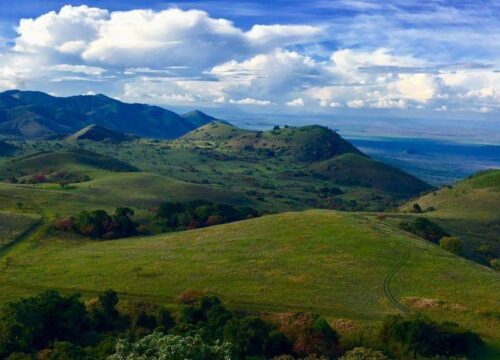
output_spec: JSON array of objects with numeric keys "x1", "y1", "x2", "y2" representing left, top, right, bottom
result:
[
  {"x1": 185, "y1": 124, "x2": 365, "y2": 162},
  {"x1": 0, "y1": 149, "x2": 137, "y2": 178},
  {"x1": 399, "y1": 169, "x2": 500, "y2": 265},
  {"x1": 0, "y1": 90, "x2": 214, "y2": 139},
  {"x1": 401, "y1": 169, "x2": 500, "y2": 221},
  {"x1": 0, "y1": 210, "x2": 498, "y2": 354},
  {"x1": 313, "y1": 153, "x2": 432, "y2": 196}
]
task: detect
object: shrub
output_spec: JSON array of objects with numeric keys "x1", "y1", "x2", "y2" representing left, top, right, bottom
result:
[
  {"x1": 440, "y1": 236, "x2": 463, "y2": 255},
  {"x1": 380, "y1": 314, "x2": 483, "y2": 358},
  {"x1": 490, "y1": 258, "x2": 500, "y2": 271},
  {"x1": 412, "y1": 203, "x2": 422, "y2": 213}
]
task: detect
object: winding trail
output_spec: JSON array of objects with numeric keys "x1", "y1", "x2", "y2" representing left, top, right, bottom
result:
[{"x1": 383, "y1": 247, "x2": 410, "y2": 313}]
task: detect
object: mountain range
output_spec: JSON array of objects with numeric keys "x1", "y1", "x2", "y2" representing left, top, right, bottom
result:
[{"x1": 0, "y1": 90, "x2": 219, "y2": 139}]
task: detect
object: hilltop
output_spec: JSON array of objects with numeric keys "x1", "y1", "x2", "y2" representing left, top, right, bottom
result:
[
  {"x1": 0, "y1": 90, "x2": 216, "y2": 139},
  {"x1": 183, "y1": 123, "x2": 364, "y2": 162},
  {"x1": 180, "y1": 110, "x2": 225, "y2": 128},
  {"x1": 0, "y1": 210, "x2": 498, "y2": 354},
  {"x1": 66, "y1": 124, "x2": 138, "y2": 142}
]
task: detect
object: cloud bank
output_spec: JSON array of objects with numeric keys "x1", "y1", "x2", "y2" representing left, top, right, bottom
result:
[{"x1": 0, "y1": 2, "x2": 498, "y2": 117}]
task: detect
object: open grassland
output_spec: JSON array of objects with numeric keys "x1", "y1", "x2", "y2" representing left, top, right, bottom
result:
[{"x1": 0, "y1": 210, "x2": 498, "y2": 354}]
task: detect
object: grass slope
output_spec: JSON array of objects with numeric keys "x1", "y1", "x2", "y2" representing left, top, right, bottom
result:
[
  {"x1": 313, "y1": 153, "x2": 432, "y2": 196},
  {"x1": 0, "y1": 211, "x2": 498, "y2": 353},
  {"x1": 401, "y1": 169, "x2": 500, "y2": 221},
  {"x1": 0, "y1": 149, "x2": 137, "y2": 178}
]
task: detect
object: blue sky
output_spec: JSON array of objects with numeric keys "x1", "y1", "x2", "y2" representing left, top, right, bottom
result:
[{"x1": 0, "y1": 0, "x2": 498, "y2": 139}]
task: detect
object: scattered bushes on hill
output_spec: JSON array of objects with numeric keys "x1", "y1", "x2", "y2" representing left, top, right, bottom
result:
[
  {"x1": 54, "y1": 207, "x2": 138, "y2": 239},
  {"x1": 154, "y1": 200, "x2": 259, "y2": 232},
  {"x1": 380, "y1": 314, "x2": 483, "y2": 358},
  {"x1": 398, "y1": 217, "x2": 448, "y2": 244}
]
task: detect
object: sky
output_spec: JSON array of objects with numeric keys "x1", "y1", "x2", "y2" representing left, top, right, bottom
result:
[{"x1": 0, "y1": 0, "x2": 499, "y2": 140}]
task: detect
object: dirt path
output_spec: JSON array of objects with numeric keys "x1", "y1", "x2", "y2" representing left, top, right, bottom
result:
[{"x1": 383, "y1": 247, "x2": 410, "y2": 313}]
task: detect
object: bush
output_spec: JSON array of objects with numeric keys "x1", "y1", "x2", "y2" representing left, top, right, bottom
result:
[
  {"x1": 399, "y1": 217, "x2": 448, "y2": 244},
  {"x1": 440, "y1": 236, "x2": 463, "y2": 255},
  {"x1": 490, "y1": 258, "x2": 500, "y2": 271},
  {"x1": 380, "y1": 314, "x2": 483, "y2": 358}
]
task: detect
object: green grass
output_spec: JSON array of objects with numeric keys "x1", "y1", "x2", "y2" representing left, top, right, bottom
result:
[{"x1": 0, "y1": 210, "x2": 498, "y2": 354}]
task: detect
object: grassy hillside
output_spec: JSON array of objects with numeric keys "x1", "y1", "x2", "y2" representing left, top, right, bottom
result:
[
  {"x1": 0, "y1": 149, "x2": 137, "y2": 182},
  {"x1": 0, "y1": 171, "x2": 254, "y2": 219},
  {"x1": 313, "y1": 153, "x2": 432, "y2": 196},
  {"x1": 399, "y1": 169, "x2": 500, "y2": 265},
  {"x1": 0, "y1": 210, "x2": 498, "y2": 353},
  {"x1": 401, "y1": 169, "x2": 500, "y2": 221}
]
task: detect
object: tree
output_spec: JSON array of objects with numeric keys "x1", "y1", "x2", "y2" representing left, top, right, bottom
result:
[
  {"x1": 380, "y1": 314, "x2": 483, "y2": 358},
  {"x1": 399, "y1": 218, "x2": 448, "y2": 244},
  {"x1": 223, "y1": 317, "x2": 270, "y2": 358},
  {"x1": 108, "y1": 333, "x2": 231, "y2": 360},
  {"x1": 275, "y1": 312, "x2": 340, "y2": 358},
  {"x1": 0, "y1": 291, "x2": 90, "y2": 357},
  {"x1": 440, "y1": 236, "x2": 463, "y2": 255},
  {"x1": 412, "y1": 203, "x2": 422, "y2": 213},
  {"x1": 340, "y1": 347, "x2": 389, "y2": 360}
]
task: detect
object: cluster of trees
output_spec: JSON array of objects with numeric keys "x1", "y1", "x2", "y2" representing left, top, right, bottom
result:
[
  {"x1": 54, "y1": 207, "x2": 138, "y2": 239},
  {"x1": 399, "y1": 217, "x2": 448, "y2": 244},
  {"x1": 0, "y1": 290, "x2": 340, "y2": 359},
  {"x1": 154, "y1": 201, "x2": 259, "y2": 232},
  {"x1": 381, "y1": 314, "x2": 483, "y2": 358},
  {"x1": 0, "y1": 289, "x2": 483, "y2": 360}
]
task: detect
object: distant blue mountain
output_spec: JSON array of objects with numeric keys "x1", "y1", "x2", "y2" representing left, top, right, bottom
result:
[{"x1": 0, "y1": 90, "x2": 217, "y2": 139}]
